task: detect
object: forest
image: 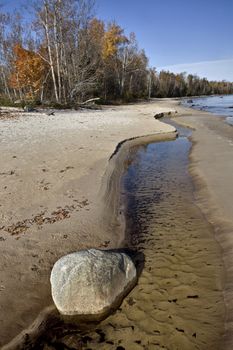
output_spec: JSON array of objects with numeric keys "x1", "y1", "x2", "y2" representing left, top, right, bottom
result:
[{"x1": 0, "y1": 0, "x2": 233, "y2": 107}]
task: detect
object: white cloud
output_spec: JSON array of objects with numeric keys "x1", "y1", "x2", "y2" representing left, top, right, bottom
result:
[{"x1": 158, "y1": 58, "x2": 233, "y2": 82}]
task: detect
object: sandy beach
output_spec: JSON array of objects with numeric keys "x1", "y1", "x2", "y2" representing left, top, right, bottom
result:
[
  {"x1": 0, "y1": 101, "x2": 176, "y2": 346},
  {"x1": 0, "y1": 99, "x2": 233, "y2": 348}
]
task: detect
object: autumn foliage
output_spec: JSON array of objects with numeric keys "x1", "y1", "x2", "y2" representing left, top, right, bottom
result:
[
  {"x1": 0, "y1": 0, "x2": 233, "y2": 105},
  {"x1": 102, "y1": 24, "x2": 128, "y2": 60},
  {"x1": 9, "y1": 44, "x2": 47, "y2": 99}
]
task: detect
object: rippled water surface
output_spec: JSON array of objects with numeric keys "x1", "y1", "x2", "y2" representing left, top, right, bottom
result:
[
  {"x1": 183, "y1": 94, "x2": 233, "y2": 125},
  {"x1": 43, "y1": 127, "x2": 225, "y2": 350}
]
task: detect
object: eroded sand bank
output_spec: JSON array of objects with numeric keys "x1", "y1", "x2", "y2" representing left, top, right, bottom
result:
[{"x1": 0, "y1": 102, "x2": 176, "y2": 346}]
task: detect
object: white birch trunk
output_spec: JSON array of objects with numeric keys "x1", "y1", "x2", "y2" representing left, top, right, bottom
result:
[{"x1": 44, "y1": 0, "x2": 59, "y2": 102}]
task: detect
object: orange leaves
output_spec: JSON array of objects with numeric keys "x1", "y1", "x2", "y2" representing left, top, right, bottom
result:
[{"x1": 10, "y1": 44, "x2": 47, "y2": 97}]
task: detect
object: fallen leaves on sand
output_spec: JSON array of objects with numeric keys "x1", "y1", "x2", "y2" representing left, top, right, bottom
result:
[
  {"x1": 48, "y1": 208, "x2": 71, "y2": 223},
  {"x1": 31, "y1": 264, "x2": 39, "y2": 272},
  {"x1": 74, "y1": 199, "x2": 89, "y2": 208},
  {"x1": 59, "y1": 166, "x2": 74, "y2": 173},
  {"x1": 39, "y1": 179, "x2": 51, "y2": 191},
  {"x1": 5, "y1": 221, "x2": 29, "y2": 235},
  {"x1": 2, "y1": 199, "x2": 89, "y2": 235},
  {"x1": 99, "y1": 240, "x2": 110, "y2": 248},
  {"x1": 0, "y1": 170, "x2": 15, "y2": 176}
]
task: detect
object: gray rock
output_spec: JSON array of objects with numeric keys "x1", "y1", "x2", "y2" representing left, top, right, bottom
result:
[
  {"x1": 14, "y1": 99, "x2": 22, "y2": 104},
  {"x1": 50, "y1": 249, "x2": 137, "y2": 319},
  {"x1": 24, "y1": 105, "x2": 36, "y2": 112}
]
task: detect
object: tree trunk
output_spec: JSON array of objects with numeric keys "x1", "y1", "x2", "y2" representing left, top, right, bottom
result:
[
  {"x1": 44, "y1": 0, "x2": 59, "y2": 103},
  {"x1": 148, "y1": 71, "x2": 152, "y2": 99},
  {"x1": 58, "y1": 10, "x2": 69, "y2": 102},
  {"x1": 1, "y1": 68, "x2": 12, "y2": 100},
  {"x1": 16, "y1": 73, "x2": 23, "y2": 100},
  {"x1": 53, "y1": 2, "x2": 62, "y2": 101},
  {"x1": 40, "y1": 69, "x2": 51, "y2": 103}
]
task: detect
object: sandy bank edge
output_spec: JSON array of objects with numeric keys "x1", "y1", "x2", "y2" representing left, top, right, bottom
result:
[{"x1": 99, "y1": 131, "x2": 178, "y2": 249}]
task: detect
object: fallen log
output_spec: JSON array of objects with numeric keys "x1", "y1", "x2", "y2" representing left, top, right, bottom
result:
[{"x1": 80, "y1": 97, "x2": 100, "y2": 105}]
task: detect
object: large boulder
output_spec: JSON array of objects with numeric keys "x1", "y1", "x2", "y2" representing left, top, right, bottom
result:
[{"x1": 50, "y1": 249, "x2": 137, "y2": 320}]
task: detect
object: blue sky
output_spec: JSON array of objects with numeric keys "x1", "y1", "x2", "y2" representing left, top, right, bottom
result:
[{"x1": 2, "y1": 0, "x2": 233, "y2": 81}]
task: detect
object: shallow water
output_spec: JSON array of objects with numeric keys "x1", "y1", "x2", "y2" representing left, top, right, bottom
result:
[
  {"x1": 183, "y1": 94, "x2": 233, "y2": 126},
  {"x1": 42, "y1": 126, "x2": 225, "y2": 349}
]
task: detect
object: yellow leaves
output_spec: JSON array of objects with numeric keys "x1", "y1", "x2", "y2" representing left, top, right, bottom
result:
[
  {"x1": 102, "y1": 23, "x2": 128, "y2": 60},
  {"x1": 10, "y1": 44, "x2": 47, "y2": 97},
  {"x1": 88, "y1": 20, "x2": 129, "y2": 62}
]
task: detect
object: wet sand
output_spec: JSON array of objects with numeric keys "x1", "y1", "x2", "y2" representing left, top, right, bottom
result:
[
  {"x1": 169, "y1": 103, "x2": 233, "y2": 349},
  {"x1": 0, "y1": 99, "x2": 233, "y2": 348}
]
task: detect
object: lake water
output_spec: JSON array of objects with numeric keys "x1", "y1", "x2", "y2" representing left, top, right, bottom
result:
[{"x1": 183, "y1": 94, "x2": 233, "y2": 126}]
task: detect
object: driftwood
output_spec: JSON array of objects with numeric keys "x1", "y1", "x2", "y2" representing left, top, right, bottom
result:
[
  {"x1": 80, "y1": 97, "x2": 100, "y2": 105},
  {"x1": 74, "y1": 98, "x2": 102, "y2": 110}
]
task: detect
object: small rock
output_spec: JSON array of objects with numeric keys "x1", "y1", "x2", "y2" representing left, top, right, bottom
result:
[
  {"x1": 24, "y1": 105, "x2": 36, "y2": 112},
  {"x1": 154, "y1": 112, "x2": 164, "y2": 119},
  {"x1": 14, "y1": 99, "x2": 21, "y2": 104},
  {"x1": 50, "y1": 249, "x2": 137, "y2": 319}
]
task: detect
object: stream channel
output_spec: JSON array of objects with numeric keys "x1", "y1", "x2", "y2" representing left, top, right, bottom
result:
[{"x1": 43, "y1": 120, "x2": 225, "y2": 350}]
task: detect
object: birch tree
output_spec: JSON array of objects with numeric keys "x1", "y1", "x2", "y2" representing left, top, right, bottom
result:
[
  {"x1": 0, "y1": 11, "x2": 12, "y2": 100},
  {"x1": 33, "y1": 0, "x2": 96, "y2": 103}
]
